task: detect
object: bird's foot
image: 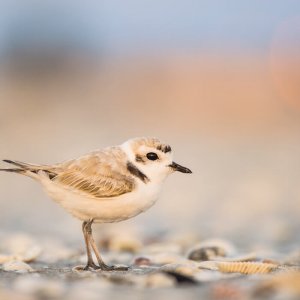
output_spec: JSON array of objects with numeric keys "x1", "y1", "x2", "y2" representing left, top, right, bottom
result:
[
  {"x1": 73, "y1": 262, "x2": 100, "y2": 271},
  {"x1": 83, "y1": 262, "x2": 100, "y2": 271},
  {"x1": 98, "y1": 264, "x2": 129, "y2": 272},
  {"x1": 73, "y1": 263, "x2": 129, "y2": 272}
]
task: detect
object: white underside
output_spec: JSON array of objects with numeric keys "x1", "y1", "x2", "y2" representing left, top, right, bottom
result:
[{"x1": 37, "y1": 172, "x2": 162, "y2": 223}]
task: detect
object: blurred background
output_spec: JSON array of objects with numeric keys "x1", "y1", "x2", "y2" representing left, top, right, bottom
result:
[{"x1": 0, "y1": 0, "x2": 299, "y2": 249}]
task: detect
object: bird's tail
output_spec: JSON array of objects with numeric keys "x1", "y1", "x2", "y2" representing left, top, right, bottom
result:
[
  {"x1": 0, "y1": 159, "x2": 56, "y2": 179},
  {"x1": 0, "y1": 167, "x2": 25, "y2": 173}
]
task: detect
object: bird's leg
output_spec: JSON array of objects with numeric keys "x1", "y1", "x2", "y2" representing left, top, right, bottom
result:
[
  {"x1": 85, "y1": 220, "x2": 106, "y2": 268},
  {"x1": 82, "y1": 221, "x2": 98, "y2": 270},
  {"x1": 86, "y1": 220, "x2": 129, "y2": 271}
]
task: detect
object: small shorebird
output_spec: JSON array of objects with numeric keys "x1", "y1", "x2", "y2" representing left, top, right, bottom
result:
[{"x1": 0, "y1": 137, "x2": 192, "y2": 271}]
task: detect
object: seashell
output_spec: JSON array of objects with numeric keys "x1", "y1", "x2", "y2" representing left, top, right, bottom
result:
[
  {"x1": 187, "y1": 239, "x2": 236, "y2": 261},
  {"x1": 216, "y1": 261, "x2": 278, "y2": 274},
  {"x1": 2, "y1": 260, "x2": 34, "y2": 273},
  {"x1": 194, "y1": 269, "x2": 237, "y2": 282},
  {"x1": 0, "y1": 233, "x2": 42, "y2": 263},
  {"x1": 218, "y1": 252, "x2": 257, "y2": 262},
  {"x1": 160, "y1": 262, "x2": 201, "y2": 284},
  {"x1": 188, "y1": 246, "x2": 226, "y2": 261},
  {"x1": 197, "y1": 260, "x2": 219, "y2": 271},
  {"x1": 161, "y1": 262, "x2": 200, "y2": 276},
  {"x1": 161, "y1": 262, "x2": 232, "y2": 283}
]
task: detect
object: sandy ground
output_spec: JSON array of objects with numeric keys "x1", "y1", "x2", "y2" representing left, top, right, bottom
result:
[{"x1": 0, "y1": 230, "x2": 299, "y2": 300}]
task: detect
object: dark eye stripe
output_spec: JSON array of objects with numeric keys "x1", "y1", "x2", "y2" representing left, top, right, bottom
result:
[{"x1": 135, "y1": 155, "x2": 145, "y2": 163}]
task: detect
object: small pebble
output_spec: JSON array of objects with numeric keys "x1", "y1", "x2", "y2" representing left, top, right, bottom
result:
[{"x1": 133, "y1": 256, "x2": 152, "y2": 266}]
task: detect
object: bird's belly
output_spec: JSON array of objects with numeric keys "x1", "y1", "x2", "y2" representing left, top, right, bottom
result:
[{"x1": 42, "y1": 180, "x2": 161, "y2": 223}]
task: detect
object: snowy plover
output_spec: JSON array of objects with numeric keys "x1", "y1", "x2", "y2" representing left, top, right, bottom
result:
[{"x1": 0, "y1": 137, "x2": 192, "y2": 271}]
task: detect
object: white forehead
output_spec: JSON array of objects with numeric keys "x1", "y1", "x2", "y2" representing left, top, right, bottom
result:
[{"x1": 121, "y1": 139, "x2": 173, "y2": 160}]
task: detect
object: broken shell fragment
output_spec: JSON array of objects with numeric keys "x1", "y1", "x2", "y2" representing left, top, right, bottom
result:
[{"x1": 217, "y1": 261, "x2": 278, "y2": 274}]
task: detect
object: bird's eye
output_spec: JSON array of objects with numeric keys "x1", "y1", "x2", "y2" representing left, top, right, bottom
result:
[{"x1": 146, "y1": 152, "x2": 159, "y2": 161}]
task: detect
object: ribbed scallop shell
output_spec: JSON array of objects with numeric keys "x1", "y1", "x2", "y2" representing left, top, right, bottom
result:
[{"x1": 217, "y1": 262, "x2": 278, "y2": 274}]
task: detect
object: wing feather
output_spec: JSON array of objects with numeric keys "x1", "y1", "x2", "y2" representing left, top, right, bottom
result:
[{"x1": 52, "y1": 148, "x2": 135, "y2": 198}]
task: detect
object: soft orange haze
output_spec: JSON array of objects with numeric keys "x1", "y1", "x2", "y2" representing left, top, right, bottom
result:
[{"x1": 1, "y1": 49, "x2": 300, "y2": 247}]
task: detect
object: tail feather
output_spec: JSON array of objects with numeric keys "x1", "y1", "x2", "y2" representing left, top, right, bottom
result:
[
  {"x1": 1, "y1": 160, "x2": 29, "y2": 174},
  {"x1": 3, "y1": 159, "x2": 40, "y2": 170},
  {"x1": 1, "y1": 159, "x2": 58, "y2": 179},
  {"x1": 0, "y1": 168, "x2": 25, "y2": 173}
]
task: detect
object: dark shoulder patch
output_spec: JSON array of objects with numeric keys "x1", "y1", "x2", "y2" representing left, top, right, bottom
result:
[{"x1": 127, "y1": 162, "x2": 149, "y2": 183}]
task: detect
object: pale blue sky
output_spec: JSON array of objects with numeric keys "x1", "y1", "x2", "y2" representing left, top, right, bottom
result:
[{"x1": 0, "y1": 0, "x2": 299, "y2": 57}]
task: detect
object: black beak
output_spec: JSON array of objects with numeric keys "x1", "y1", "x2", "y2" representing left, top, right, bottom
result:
[{"x1": 169, "y1": 162, "x2": 192, "y2": 173}]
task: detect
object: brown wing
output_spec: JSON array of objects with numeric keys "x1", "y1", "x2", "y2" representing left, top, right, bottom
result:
[{"x1": 52, "y1": 148, "x2": 135, "y2": 198}]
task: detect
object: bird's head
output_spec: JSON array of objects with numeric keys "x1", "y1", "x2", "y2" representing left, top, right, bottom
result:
[{"x1": 121, "y1": 137, "x2": 192, "y2": 183}]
